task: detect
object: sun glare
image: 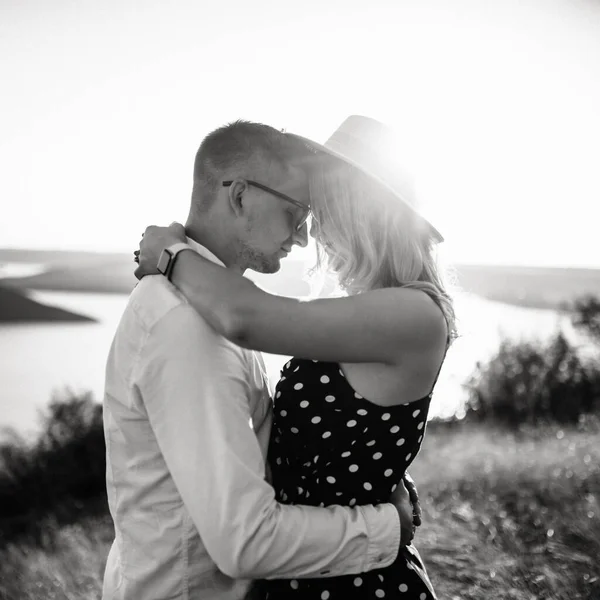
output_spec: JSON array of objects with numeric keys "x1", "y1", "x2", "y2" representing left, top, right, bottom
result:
[{"x1": 1, "y1": 0, "x2": 599, "y2": 266}]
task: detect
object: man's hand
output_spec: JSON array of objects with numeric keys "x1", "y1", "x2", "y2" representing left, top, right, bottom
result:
[
  {"x1": 390, "y1": 478, "x2": 415, "y2": 548},
  {"x1": 403, "y1": 472, "x2": 422, "y2": 527},
  {"x1": 133, "y1": 222, "x2": 187, "y2": 280},
  {"x1": 390, "y1": 472, "x2": 422, "y2": 548}
]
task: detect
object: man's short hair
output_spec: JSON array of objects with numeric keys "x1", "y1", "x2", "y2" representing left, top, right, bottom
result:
[{"x1": 191, "y1": 120, "x2": 305, "y2": 208}]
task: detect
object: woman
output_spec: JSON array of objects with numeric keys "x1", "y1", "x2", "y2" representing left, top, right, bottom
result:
[{"x1": 136, "y1": 116, "x2": 456, "y2": 599}]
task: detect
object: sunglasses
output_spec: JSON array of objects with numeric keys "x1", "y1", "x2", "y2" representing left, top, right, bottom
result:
[{"x1": 222, "y1": 179, "x2": 311, "y2": 232}]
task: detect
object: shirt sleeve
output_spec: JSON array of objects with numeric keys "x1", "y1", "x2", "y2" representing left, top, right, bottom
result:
[{"x1": 136, "y1": 304, "x2": 400, "y2": 580}]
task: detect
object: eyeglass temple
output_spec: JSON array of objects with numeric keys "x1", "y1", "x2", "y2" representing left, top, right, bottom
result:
[{"x1": 223, "y1": 180, "x2": 309, "y2": 212}]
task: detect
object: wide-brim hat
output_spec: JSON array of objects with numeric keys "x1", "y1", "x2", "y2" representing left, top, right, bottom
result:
[{"x1": 287, "y1": 115, "x2": 443, "y2": 243}]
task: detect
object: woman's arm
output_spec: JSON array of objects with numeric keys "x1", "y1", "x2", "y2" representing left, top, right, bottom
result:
[{"x1": 168, "y1": 248, "x2": 446, "y2": 365}]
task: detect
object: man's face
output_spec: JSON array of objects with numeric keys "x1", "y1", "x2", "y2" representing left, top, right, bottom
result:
[{"x1": 238, "y1": 164, "x2": 310, "y2": 274}]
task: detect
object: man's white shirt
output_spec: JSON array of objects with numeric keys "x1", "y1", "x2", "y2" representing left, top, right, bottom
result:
[{"x1": 102, "y1": 238, "x2": 400, "y2": 600}]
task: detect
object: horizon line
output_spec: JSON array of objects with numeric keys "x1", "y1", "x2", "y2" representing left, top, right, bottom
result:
[{"x1": 0, "y1": 246, "x2": 599, "y2": 272}]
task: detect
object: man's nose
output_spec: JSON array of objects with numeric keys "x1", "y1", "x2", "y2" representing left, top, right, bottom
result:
[{"x1": 292, "y1": 222, "x2": 309, "y2": 248}]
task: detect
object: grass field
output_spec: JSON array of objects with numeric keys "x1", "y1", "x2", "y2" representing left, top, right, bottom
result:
[
  {"x1": 412, "y1": 421, "x2": 600, "y2": 599},
  {"x1": 1, "y1": 421, "x2": 598, "y2": 600}
]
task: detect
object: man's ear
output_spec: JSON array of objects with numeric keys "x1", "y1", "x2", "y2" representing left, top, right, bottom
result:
[{"x1": 227, "y1": 179, "x2": 249, "y2": 217}]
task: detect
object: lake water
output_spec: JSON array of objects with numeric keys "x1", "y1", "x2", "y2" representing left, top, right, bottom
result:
[{"x1": 0, "y1": 289, "x2": 575, "y2": 440}]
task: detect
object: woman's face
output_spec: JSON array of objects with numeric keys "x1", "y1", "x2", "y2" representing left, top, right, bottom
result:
[
  {"x1": 308, "y1": 213, "x2": 336, "y2": 263},
  {"x1": 307, "y1": 161, "x2": 358, "y2": 268}
]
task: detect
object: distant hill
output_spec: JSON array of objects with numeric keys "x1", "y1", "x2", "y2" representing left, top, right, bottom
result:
[
  {"x1": 0, "y1": 249, "x2": 310, "y2": 297},
  {"x1": 455, "y1": 264, "x2": 600, "y2": 309},
  {"x1": 1, "y1": 248, "x2": 599, "y2": 309},
  {"x1": 0, "y1": 249, "x2": 121, "y2": 266},
  {"x1": 0, "y1": 249, "x2": 135, "y2": 294},
  {"x1": 0, "y1": 285, "x2": 95, "y2": 323},
  {"x1": 0, "y1": 256, "x2": 137, "y2": 295}
]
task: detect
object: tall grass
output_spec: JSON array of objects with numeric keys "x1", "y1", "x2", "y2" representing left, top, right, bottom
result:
[
  {"x1": 1, "y1": 420, "x2": 598, "y2": 600},
  {"x1": 412, "y1": 421, "x2": 600, "y2": 600},
  {"x1": 0, "y1": 514, "x2": 114, "y2": 600}
]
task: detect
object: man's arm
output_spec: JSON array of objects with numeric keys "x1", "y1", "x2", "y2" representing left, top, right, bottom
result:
[{"x1": 137, "y1": 304, "x2": 401, "y2": 580}]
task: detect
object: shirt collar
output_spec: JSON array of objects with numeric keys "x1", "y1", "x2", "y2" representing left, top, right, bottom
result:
[{"x1": 186, "y1": 236, "x2": 225, "y2": 268}]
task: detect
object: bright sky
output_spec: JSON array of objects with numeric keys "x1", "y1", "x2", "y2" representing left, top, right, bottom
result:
[{"x1": 1, "y1": 0, "x2": 599, "y2": 267}]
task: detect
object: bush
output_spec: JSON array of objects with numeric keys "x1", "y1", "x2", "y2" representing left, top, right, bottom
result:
[
  {"x1": 463, "y1": 302, "x2": 600, "y2": 428},
  {"x1": 0, "y1": 393, "x2": 108, "y2": 547},
  {"x1": 570, "y1": 295, "x2": 600, "y2": 344}
]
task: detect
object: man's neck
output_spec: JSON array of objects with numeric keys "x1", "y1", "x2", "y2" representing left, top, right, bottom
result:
[{"x1": 184, "y1": 223, "x2": 245, "y2": 274}]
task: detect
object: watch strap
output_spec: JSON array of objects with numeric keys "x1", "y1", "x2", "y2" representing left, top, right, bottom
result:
[{"x1": 157, "y1": 242, "x2": 192, "y2": 281}]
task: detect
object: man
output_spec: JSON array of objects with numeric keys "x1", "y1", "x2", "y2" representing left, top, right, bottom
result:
[{"x1": 103, "y1": 120, "x2": 418, "y2": 600}]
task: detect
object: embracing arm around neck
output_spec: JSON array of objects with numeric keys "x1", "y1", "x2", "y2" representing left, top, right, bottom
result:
[{"x1": 170, "y1": 248, "x2": 447, "y2": 365}]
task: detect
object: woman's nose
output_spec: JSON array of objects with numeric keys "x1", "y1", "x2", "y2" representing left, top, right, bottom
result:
[{"x1": 292, "y1": 222, "x2": 309, "y2": 248}]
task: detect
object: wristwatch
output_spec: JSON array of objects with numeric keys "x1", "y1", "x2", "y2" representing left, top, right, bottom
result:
[{"x1": 157, "y1": 243, "x2": 192, "y2": 281}]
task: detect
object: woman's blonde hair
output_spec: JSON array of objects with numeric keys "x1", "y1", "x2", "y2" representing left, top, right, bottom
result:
[{"x1": 309, "y1": 160, "x2": 458, "y2": 342}]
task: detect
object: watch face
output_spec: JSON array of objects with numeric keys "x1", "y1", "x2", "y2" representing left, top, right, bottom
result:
[{"x1": 157, "y1": 249, "x2": 172, "y2": 274}]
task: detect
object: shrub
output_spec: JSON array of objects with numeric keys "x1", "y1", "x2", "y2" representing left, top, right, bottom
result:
[
  {"x1": 0, "y1": 393, "x2": 107, "y2": 547},
  {"x1": 570, "y1": 295, "x2": 600, "y2": 345},
  {"x1": 463, "y1": 331, "x2": 600, "y2": 428}
]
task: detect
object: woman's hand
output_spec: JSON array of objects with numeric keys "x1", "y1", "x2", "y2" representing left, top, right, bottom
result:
[{"x1": 134, "y1": 222, "x2": 187, "y2": 280}]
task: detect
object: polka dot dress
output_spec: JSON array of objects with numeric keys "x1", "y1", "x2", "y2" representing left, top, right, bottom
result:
[{"x1": 257, "y1": 359, "x2": 437, "y2": 600}]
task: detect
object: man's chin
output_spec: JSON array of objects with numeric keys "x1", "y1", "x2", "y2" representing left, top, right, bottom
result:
[{"x1": 252, "y1": 256, "x2": 282, "y2": 274}]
